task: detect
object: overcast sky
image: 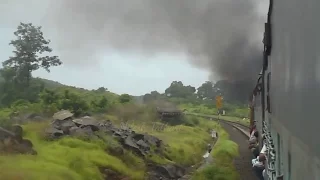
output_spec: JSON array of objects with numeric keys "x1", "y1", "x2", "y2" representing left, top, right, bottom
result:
[
  {"x1": 0, "y1": 0, "x2": 268, "y2": 96},
  {"x1": 0, "y1": 31, "x2": 209, "y2": 95}
]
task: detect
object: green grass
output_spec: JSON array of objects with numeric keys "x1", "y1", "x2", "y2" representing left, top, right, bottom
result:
[
  {"x1": 0, "y1": 108, "x2": 13, "y2": 127},
  {"x1": 179, "y1": 103, "x2": 218, "y2": 115},
  {"x1": 0, "y1": 113, "x2": 218, "y2": 180},
  {"x1": 0, "y1": 122, "x2": 145, "y2": 180},
  {"x1": 186, "y1": 112, "x2": 250, "y2": 127},
  {"x1": 179, "y1": 103, "x2": 249, "y2": 122},
  {"x1": 192, "y1": 125, "x2": 240, "y2": 180},
  {"x1": 131, "y1": 116, "x2": 220, "y2": 166}
]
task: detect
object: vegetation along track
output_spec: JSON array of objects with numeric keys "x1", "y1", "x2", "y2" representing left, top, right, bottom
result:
[
  {"x1": 219, "y1": 121, "x2": 257, "y2": 180},
  {"x1": 191, "y1": 114, "x2": 257, "y2": 180}
]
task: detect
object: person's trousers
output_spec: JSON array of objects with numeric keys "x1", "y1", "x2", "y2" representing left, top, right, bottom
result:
[{"x1": 252, "y1": 166, "x2": 265, "y2": 180}]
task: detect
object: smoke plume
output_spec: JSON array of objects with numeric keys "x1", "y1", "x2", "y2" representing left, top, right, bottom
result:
[{"x1": 3, "y1": 0, "x2": 267, "y2": 82}]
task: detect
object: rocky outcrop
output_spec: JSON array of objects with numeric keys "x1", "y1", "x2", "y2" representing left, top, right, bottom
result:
[
  {"x1": 46, "y1": 110, "x2": 164, "y2": 157},
  {"x1": 0, "y1": 125, "x2": 36, "y2": 155},
  {"x1": 45, "y1": 110, "x2": 187, "y2": 179},
  {"x1": 99, "y1": 167, "x2": 130, "y2": 180},
  {"x1": 0, "y1": 109, "x2": 213, "y2": 180},
  {"x1": 147, "y1": 163, "x2": 186, "y2": 180}
]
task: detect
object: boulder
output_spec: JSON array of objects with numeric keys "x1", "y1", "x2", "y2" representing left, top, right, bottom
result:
[
  {"x1": 46, "y1": 112, "x2": 165, "y2": 158},
  {"x1": 45, "y1": 127, "x2": 64, "y2": 138},
  {"x1": 72, "y1": 116, "x2": 99, "y2": 131},
  {"x1": 99, "y1": 167, "x2": 128, "y2": 180},
  {"x1": 53, "y1": 110, "x2": 74, "y2": 121},
  {"x1": 122, "y1": 136, "x2": 145, "y2": 156},
  {"x1": 11, "y1": 125, "x2": 23, "y2": 138},
  {"x1": 98, "y1": 120, "x2": 113, "y2": 127},
  {"x1": 0, "y1": 126, "x2": 36, "y2": 155},
  {"x1": 147, "y1": 163, "x2": 185, "y2": 179},
  {"x1": 48, "y1": 114, "x2": 101, "y2": 137},
  {"x1": 69, "y1": 126, "x2": 93, "y2": 136},
  {"x1": 59, "y1": 119, "x2": 77, "y2": 133},
  {"x1": 107, "y1": 146, "x2": 125, "y2": 156},
  {"x1": 144, "y1": 134, "x2": 162, "y2": 147},
  {"x1": 137, "y1": 139, "x2": 150, "y2": 150}
]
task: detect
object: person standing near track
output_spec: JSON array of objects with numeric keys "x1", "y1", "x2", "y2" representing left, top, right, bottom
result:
[
  {"x1": 249, "y1": 89, "x2": 257, "y2": 137},
  {"x1": 216, "y1": 95, "x2": 223, "y2": 124}
]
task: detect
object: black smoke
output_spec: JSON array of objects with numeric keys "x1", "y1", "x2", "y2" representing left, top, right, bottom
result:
[
  {"x1": 1, "y1": 0, "x2": 267, "y2": 83},
  {"x1": 44, "y1": 0, "x2": 265, "y2": 81}
]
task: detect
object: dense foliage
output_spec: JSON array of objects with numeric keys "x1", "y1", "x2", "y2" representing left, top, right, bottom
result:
[
  {"x1": 142, "y1": 81, "x2": 249, "y2": 118},
  {"x1": 144, "y1": 80, "x2": 253, "y2": 105}
]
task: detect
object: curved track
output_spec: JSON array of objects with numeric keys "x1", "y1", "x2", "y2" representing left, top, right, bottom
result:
[
  {"x1": 219, "y1": 121, "x2": 257, "y2": 180},
  {"x1": 188, "y1": 114, "x2": 258, "y2": 180}
]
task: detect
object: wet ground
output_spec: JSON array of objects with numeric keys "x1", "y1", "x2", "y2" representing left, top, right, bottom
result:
[{"x1": 220, "y1": 122, "x2": 258, "y2": 180}]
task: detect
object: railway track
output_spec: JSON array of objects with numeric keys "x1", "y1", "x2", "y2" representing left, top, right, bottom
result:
[
  {"x1": 186, "y1": 113, "x2": 249, "y2": 127},
  {"x1": 187, "y1": 113, "x2": 258, "y2": 180},
  {"x1": 219, "y1": 121, "x2": 257, "y2": 180}
]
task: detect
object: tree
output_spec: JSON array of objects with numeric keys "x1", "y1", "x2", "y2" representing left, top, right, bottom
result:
[
  {"x1": 90, "y1": 96, "x2": 109, "y2": 112},
  {"x1": 197, "y1": 81, "x2": 216, "y2": 100},
  {"x1": 98, "y1": 96, "x2": 108, "y2": 108},
  {"x1": 119, "y1": 94, "x2": 132, "y2": 103},
  {"x1": 60, "y1": 90, "x2": 89, "y2": 116},
  {"x1": 95, "y1": 87, "x2": 108, "y2": 93},
  {"x1": 2, "y1": 22, "x2": 62, "y2": 85},
  {"x1": 143, "y1": 91, "x2": 162, "y2": 102},
  {"x1": 0, "y1": 68, "x2": 16, "y2": 84},
  {"x1": 165, "y1": 81, "x2": 196, "y2": 98},
  {"x1": 0, "y1": 68, "x2": 16, "y2": 104},
  {"x1": 39, "y1": 89, "x2": 60, "y2": 105},
  {"x1": 150, "y1": 91, "x2": 161, "y2": 96},
  {"x1": 0, "y1": 67, "x2": 45, "y2": 106}
]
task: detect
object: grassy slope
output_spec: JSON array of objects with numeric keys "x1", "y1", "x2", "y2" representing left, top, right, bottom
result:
[
  {"x1": 36, "y1": 77, "x2": 119, "y2": 102},
  {"x1": 0, "y1": 78, "x2": 241, "y2": 179},
  {"x1": 0, "y1": 78, "x2": 118, "y2": 122},
  {"x1": 0, "y1": 121, "x2": 144, "y2": 180},
  {"x1": 0, "y1": 109, "x2": 221, "y2": 180},
  {"x1": 192, "y1": 124, "x2": 240, "y2": 180}
]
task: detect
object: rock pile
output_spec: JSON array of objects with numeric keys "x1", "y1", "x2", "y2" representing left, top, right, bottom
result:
[
  {"x1": 46, "y1": 110, "x2": 163, "y2": 156},
  {"x1": 147, "y1": 163, "x2": 186, "y2": 180},
  {"x1": 0, "y1": 125, "x2": 36, "y2": 155},
  {"x1": 46, "y1": 110, "x2": 99, "y2": 139},
  {"x1": 46, "y1": 110, "x2": 186, "y2": 179}
]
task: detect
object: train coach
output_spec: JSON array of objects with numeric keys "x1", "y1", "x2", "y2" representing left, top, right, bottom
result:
[{"x1": 250, "y1": 0, "x2": 320, "y2": 180}]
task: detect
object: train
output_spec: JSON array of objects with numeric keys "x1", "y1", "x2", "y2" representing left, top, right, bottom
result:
[{"x1": 250, "y1": 0, "x2": 320, "y2": 179}]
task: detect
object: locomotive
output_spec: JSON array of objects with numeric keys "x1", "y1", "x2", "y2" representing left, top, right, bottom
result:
[{"x1": 251, "y1": 0, "x2": 320, "y2": 179}]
